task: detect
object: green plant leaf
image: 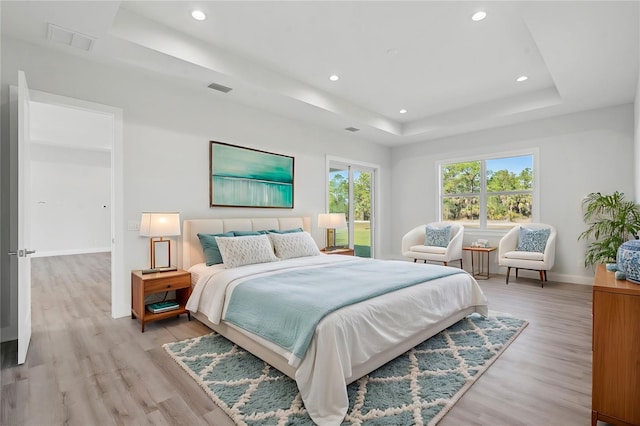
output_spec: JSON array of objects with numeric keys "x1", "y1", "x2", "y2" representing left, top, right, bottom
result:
[{"x1": 579, "y1": 191, "x2": 640, "y2": 267}]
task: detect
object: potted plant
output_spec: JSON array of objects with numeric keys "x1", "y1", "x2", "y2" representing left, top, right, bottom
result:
[{"x1": 579, "y1": 191, "x2": 640, "y2": 267}]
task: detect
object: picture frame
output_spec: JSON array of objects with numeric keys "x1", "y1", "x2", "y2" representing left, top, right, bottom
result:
[{"x1": 209, "y1": 141, "x2": 294, "y2": 208}]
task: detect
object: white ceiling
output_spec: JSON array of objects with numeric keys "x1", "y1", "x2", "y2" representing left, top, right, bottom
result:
[{"x1": 2, "y1": 1, "x2": 638, "y2": 146}]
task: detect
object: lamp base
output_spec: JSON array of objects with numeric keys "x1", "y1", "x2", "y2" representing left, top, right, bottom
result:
[{"x1": 141, "y1": 266, "x2": 177, "y2": 274}]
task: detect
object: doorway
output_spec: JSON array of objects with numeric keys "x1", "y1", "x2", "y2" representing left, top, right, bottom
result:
[
  {"x1": 26, "y1": 89, "x2": 124, "y2": 319},
  {"x1": 327, "y1": 158, "x2": 378, "y2": 258}
]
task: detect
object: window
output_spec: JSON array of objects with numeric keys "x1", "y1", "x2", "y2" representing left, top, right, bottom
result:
[{"x1": 440, "y1": 154, "x2": 535, "y2": 230}]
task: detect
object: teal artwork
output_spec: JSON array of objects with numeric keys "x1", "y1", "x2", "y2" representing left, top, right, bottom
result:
[{"x1": 210, "y1": 142, "x2": 294, "y2": 208}]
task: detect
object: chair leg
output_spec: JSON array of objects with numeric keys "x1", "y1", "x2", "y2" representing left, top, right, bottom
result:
[
  {"x1": 459, "y1": 259, "x2": 463, "y2": 269},
  {"x1": 515, "y1": 268, "x2": 519, "y2": 278},
  {"x1": 544, "y1": 270, "x2": 548, "y2": 281},
  {"x1": 506, "y1": 267, "x2": 511, "y2": 284},
  {"x1": 538, "y1": 270, "x2": 545, "y2": 287},
  {"x1": 414, "y1": 259, "x2": 417, "y2": 263},
  {"x1": 443, "y1": 261, "x2": 448, "y2": 266}
]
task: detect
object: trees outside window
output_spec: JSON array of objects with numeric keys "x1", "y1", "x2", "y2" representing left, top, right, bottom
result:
[{"x1": 441, "y1": 154, "x2": 534, "y2": 229}]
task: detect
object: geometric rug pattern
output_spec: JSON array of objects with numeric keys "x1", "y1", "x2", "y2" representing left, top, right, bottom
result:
[{"x1": 163, "y1": 313, "x2": 527, "y2": 426}]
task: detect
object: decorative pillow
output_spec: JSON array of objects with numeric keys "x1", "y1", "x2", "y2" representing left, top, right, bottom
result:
[
  {"x1": 197, "y1": 232, "x2": 234, "y2": 266},
  {"x1": 267, "y1": 227, "x2": 304, "y2": 234},
  {"x1": 269, "y1": 231, "x2": 320, "y2": 259},
  {"x1": 231, "y1": 230, "x2": 266, "y2": 236},
  {"x1": 424, "y1": 225, "x2": 451, "y2": 248},
  {"x1": 516, "y1": 227, "x2": 551, "y2": 253},
  {"x1": 215, "y1": 235, "x2": 278, "y2": 269}
]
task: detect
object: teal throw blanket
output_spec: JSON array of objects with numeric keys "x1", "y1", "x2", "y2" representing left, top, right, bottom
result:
[{"x1": 224, "y1": 259, "x2": 465, "y2": 359}]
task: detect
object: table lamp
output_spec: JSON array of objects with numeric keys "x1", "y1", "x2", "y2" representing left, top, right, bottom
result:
[
  {"x1": 140, "y1": 212, "x2": 181, "y2": 272},
  {"x1": 318, "y1": 212, "x2": 347, "y2": 250}
]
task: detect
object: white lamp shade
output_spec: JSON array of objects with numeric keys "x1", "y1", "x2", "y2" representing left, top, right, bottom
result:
[
  {"x1": 140, "y1": 212, "x2": 181, "y2": 237},
  {"x1": 318, "y1": 212, "x2": 347, "y2": 229}
]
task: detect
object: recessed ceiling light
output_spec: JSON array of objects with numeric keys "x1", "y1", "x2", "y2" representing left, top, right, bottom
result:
[
  {"x1": 329, "y1": 75, "x2": 339, "y2": 81},
  {"x1": 192, "y1": 10, "x2": 207, "y2": 21},
  {"x1": 399, "y1": 109, "x2": 407, "y2": 114},
  {"x1": 516, "y1": 75, "x2": 529, "y2": 82},
  {"x1": 471, "y1": 11, "x2": 487, "y2": 21}
]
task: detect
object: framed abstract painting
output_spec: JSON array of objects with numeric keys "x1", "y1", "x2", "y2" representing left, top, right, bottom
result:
[{"x1": 209, "y1": 141, "x2": 294, "y2": 208}]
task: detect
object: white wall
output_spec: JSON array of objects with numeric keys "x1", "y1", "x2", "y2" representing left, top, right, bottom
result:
[
  {"x1": 391, "y1": 104, "x2": 635, "y2": 284},
  {"x1": 635, "y1": 4, "x2": 640, "y2": 202},
  {"x1": 1, "y1": 36, "x2": 392, "y2": 329},
  {"x1": 30, "y1": 144, "x2": 111, "y2": 256}
]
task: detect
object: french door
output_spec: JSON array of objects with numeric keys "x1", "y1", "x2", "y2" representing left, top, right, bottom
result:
[{"x1": 327, "y1": 159, "x2": 376, "y2": 258}]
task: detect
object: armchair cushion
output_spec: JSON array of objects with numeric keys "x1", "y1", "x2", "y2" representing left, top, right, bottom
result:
[
  {"x1": 516, "y1": 227, "x2": 550, "y2": 253},
  {"x1": 410, "y1": 245, "x2": 447, "y2": 255},
  {"x1": 424, "y1": 225, "x2": 451, "y2": 248},
  {"x1": 504, "y1": 250, "x2": 544, "y2": 261}
]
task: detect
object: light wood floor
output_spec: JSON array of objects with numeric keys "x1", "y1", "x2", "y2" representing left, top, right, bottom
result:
[{"x1": 1, "y1": 253, "x2": 598, "y2": 425}]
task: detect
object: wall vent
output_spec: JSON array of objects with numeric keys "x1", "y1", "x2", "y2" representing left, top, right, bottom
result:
[
  {"x1": 344, "y1": 127, "x2": 360, "y2": 132},
  {"x1": 47, "y1": 23, "x2": 95, "y2": 51},
  {"x1": 208, "y1": 82, "x2": 233, "y2": 93}
]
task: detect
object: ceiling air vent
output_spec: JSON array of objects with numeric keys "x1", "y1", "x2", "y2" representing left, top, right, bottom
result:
[
  {"x1": 208, "y1": 82, "x2": 233, "y2": 93},
  {"x1": 344, "y1": 127, "x2": 360, "y2": 132},
  {"x1": 47, "y1": 23, "x2": 95, "y2": 51}
]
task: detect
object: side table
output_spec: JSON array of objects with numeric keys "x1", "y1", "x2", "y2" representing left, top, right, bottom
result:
[
  {"x1": 131, "y1": 269, "x2": 192, "y2": 332},
  {"x1": 463, "y1": 246, "x2": 496, "y2": 280},
  {"x1": 321, "y1": 247, "x2": 355, "y2": 256}
]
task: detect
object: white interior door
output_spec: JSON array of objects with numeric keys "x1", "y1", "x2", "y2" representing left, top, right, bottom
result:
[{"x1": 17, "y1": 70, "x2": 34, "y2": 364}]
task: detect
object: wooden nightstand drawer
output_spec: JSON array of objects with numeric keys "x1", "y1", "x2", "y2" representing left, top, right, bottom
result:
[
  {"x1": 145, "y1": 275, "x2": 191, "y2": 293},
  {"x1": 131, "y1": 269, "x2": 192, "y2": 332}
]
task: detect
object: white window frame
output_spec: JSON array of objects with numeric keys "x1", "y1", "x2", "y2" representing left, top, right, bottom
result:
[{"x1": 436, "y1": 148, "x2": 540, "y2": 232}]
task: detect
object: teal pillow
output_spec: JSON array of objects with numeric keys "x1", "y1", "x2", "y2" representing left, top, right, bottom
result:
[
  {"x1": 516, "y1": 227, "x2": 550, "y2": 253},
  {"x1": 268, "y1": 227, "x2": 303, "y2": 234},
  {"x1": 424, "y1": 225, "x2": 451, "y2": 248},
  {"x1": 232, "y1": 230, "x2": 265, "y2": 236},
  {"x1": 197, "y1": 232, "x2": 234, "y2": 265}
]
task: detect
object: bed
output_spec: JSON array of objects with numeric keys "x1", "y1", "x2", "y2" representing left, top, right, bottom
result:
[{"x1": 182, "y1": 217, "x2": 488, "y2": 425}]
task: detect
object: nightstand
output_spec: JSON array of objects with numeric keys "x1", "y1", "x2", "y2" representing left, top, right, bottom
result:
[
  {"x1": 321, "y1": 247, "x2": 355, "y2": 256},
  {"x1": 131, "y1": 269, "x2": 192, "y2": 332}
]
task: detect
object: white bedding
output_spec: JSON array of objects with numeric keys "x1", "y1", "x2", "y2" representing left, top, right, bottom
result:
[{"x1": 186, "y1": 255, "x2": 488, "y2": 425}]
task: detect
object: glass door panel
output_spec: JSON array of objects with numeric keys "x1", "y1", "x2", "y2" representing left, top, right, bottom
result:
[
  {"x1": 352, "y1": 168, "x2": 372, "y2": 258},
  {"x1": 328, "y1": 162, "x2": 374, "y2": 258},
  {"x1": 328, "y1": 165, "x2": 349, "y2": 248}
]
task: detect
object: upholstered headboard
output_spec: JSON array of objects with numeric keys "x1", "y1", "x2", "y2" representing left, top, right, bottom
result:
[{"x1": 181, "y1": 217, "x2": 312, "y2": 270}]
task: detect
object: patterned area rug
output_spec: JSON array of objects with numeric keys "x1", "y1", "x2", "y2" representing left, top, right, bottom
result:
[{"x1": 163, "y1": 313, "x2": 527, "y2": 425}]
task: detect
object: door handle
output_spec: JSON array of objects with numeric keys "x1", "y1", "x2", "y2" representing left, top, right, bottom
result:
[{"x1": 7, "y1": 249, "x2": 36, "y2": 257}]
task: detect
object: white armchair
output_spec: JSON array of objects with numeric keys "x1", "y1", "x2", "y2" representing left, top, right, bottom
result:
[
  {"x1": 498, "y1": 223, "x2": 557, "y2": 287},
  {"x1": 401, "y1": 222, "x2": 464, "y2": 267}
]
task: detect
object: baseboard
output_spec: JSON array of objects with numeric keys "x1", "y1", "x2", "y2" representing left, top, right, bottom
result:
[{"x1": 31, "y1": 247, "x2": 111, "y2": 258}]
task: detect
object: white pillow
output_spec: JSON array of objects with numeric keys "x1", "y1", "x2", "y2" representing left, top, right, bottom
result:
[
  {"x1": 215, "y1": 235, "x2": 278, "y2": 269},
  {"x1": 269, "y1": 231, "x2": 320, "y2": 260}
]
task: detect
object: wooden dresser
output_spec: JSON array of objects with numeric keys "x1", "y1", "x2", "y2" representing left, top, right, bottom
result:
[{"x1": 592, "y1": 264, "x2": 640, "y2": 426}]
